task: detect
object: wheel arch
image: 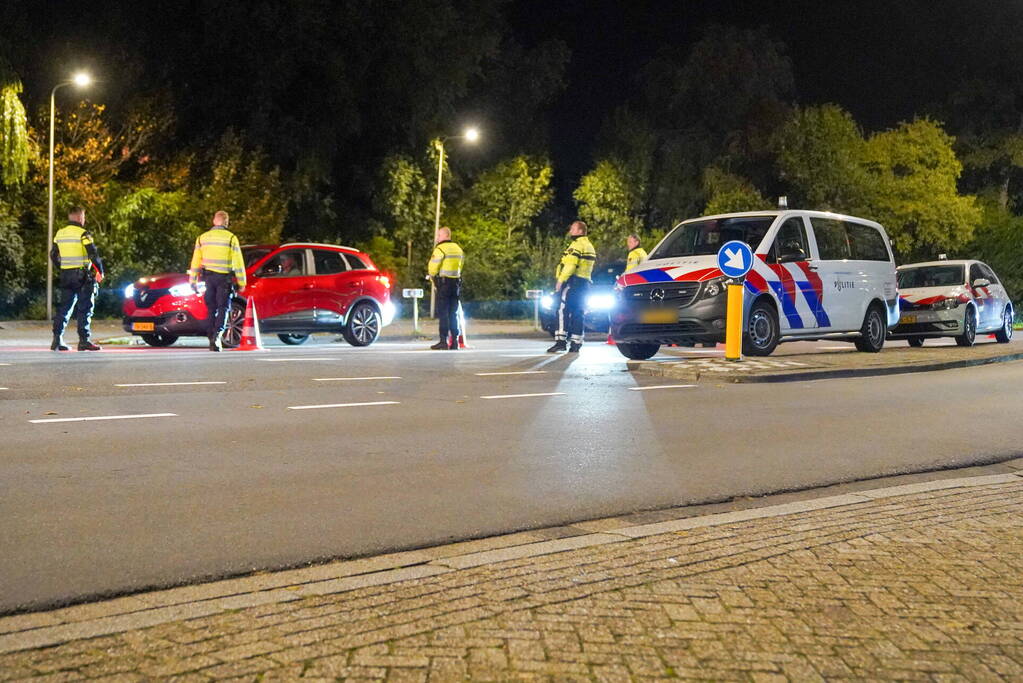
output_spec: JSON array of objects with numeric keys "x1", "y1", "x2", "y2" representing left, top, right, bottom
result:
[{"x1": 343, "y1": 296, "x2": 382, "y2": 324}]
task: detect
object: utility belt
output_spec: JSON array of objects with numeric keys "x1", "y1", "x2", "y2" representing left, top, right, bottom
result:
[{"x1": 200, "y1": 268, "x2": 233, "y2": 279}]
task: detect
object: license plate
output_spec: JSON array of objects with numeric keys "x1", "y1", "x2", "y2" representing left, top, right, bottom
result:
[
  {"x1": 132, "y1": 322, "x2": 155, "y2": 332},
  {"x1": 640, "y1": 309, "x2": 677, "y2": 324},
  {"x1": 899, "y1": 315, "x2": 917, "y2": 325}
]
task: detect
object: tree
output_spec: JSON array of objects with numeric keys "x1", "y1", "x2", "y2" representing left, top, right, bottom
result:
[
  {"x1": 773, "y1": 104, "x2": 872, "y2": 212},
  {"x1": 863, "y1": 119, "x2": 981, "y2": 259},
  {"x1": 702, "y1": 167, "x2": 771, "y2": 216},
  {"x1": 573, "y1": 159, "x2": 643, "y2": 258},
  {"x1": 966, "y1": 200, "x2": 1023, "y2": 309},
  {"x1": 468, "y1": 155, "x2": 553, "y2": 242},
  {"x1": 375, "y1": 151, "x2": 436, "y2": 285},
  {"x1": 0, "y1": 59, "x2": 28, "y2": 186}
]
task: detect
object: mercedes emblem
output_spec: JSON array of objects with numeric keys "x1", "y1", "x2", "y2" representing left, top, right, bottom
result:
[{"x1": 649, "y1": 288, "x2": 665, "y2": 301}]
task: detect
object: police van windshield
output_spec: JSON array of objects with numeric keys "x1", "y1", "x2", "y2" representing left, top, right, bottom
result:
[
  {"x1": 897, "y1": 265, "x2": 965, "y2": 288},
  {"x1": 242, "y1": 247, "x2": 273, "y2": 269},
  {"x1": 649, "y1": 216, "x2": 774, "y2": 259}
]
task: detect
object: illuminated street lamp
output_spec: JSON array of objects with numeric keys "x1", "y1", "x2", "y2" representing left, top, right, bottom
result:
[
  {"x1": 430, "y1": 126, "x2": 480, "y2": 316},
  {"x1": 46, "y1": 71, "x2": 92, "y2": 321}
]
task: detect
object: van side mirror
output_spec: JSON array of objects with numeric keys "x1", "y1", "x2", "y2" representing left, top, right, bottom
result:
[
  {"x1": 778, "y1": 250, "x2": 806, "y2": 264},
  {"x1": 972, "y1": 278, "x2": 991, "y2": 288}
]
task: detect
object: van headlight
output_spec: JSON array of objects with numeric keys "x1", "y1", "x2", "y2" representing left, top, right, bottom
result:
[
  {"x1": 585, "y1": 294, "x2": 615, "y2": 311},
  {"x1": 700, "y1": 277, "x2": 727, "y2": 299},
  {"x1": 123, "y1": 284, "x2": 135, "y2": 298}
]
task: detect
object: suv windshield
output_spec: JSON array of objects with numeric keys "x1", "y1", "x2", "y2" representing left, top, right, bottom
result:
[
  {"x1": 242, "y1": 246, "x2": 273, "y2": 269},
  {"x1": 649, "y1": 216, "x2": 775, "y2": 259},
  {"x1": 897, "y1": 265, "x2": 965, "y2": 288},
  {"x1": 592, "y1": 262, "x2": 625, "y2": 286}
]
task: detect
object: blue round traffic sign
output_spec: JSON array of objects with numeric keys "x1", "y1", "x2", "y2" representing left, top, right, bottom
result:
[{"x1": 717, "y1": 240, "x2": 754, "y2": 278}]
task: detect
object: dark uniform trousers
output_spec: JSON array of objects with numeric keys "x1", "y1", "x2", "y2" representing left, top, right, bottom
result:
[
  {"x1": 53, "y1": 268, "x2": 98, "y2": 341},
  {"x1": 556, "y1": 275, "x2": 590, "y2": 343},
  {"x1": 203, "y1": 270, "x2": 234, "y2": 342},
  {"x1": 435, "y1": 277, "x2": 461, "y2": 344}
]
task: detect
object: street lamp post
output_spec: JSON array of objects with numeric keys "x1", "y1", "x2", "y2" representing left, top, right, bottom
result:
[
  {"x1": 430, "y1": 126, "x2": 479, "y2": 317},
  {"x1": 47, "y1": 71, "x2": 92, "y2": 321}
]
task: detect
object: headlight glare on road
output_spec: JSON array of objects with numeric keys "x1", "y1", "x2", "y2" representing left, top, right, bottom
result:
[
  {"x1": 541, "y1": 294, "x2": 554, "y2": 310},
  {"x1": 586, "y1": 294, "x2": 616, "y2": 311},
  {"x1": 123, "y1": 284, "x2": 135, "y2": 298},
  {"x1": 169, "y1": 283, "x2": 195, "y2": 297}
]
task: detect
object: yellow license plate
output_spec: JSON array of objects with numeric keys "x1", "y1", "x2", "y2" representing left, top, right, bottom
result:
[
  {"x1": 899, "y1": 315, "x2": 917, "y2": 325},
  {"x1": 640, "y1": 309, "x2": 677, "y2": 324},
  {"x1": 132, "y1": 322, "x2": 155, "y2": 332}
]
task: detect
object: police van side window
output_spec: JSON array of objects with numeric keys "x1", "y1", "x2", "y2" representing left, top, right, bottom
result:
[
  {"x1": 845, "y1": 222, "x2": 890, "y2": 261},
  {"x1": 313, "y1": 249, "x2": 348, "y2": 275},
  {"x1": 810, "y1": 218, "x2": 850, "y2": 260},
  {"x1": 769, "y1": 218, "x2": 808, "y2": 263}
]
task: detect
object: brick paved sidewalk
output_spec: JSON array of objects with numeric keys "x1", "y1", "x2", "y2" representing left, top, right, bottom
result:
[{"x1": 2, "y1": 476, "x2": 1022, "y2": 681}]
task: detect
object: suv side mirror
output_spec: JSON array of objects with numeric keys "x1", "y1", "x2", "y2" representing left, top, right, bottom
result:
[
  {"x1": 260, "y1": 263, "x2": 282, "y2": 276},
  {"x1": 972, "y1": 278, "x2": 991, "y2": 288}
]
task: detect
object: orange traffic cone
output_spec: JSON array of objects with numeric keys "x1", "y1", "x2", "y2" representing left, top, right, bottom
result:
[
  {"x1": 233, "y1": 298, "x2": 265, "y2": 351},
  {"x1": 456, "y1": 305, "x2": 469, "y2": 349},
  {"x1": 606, "y1": 333, "x2": 615, "y2": 345}
]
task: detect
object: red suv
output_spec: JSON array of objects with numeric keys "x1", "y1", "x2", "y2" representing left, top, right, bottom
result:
[{"x1": 122, "y1": 243, "x2": 394, "y2": 348}]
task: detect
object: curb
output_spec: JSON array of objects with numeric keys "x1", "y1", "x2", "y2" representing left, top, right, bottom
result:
[
  {"x1": 1, "y1": 466, "x2": 1021, "y2": 654},
  {"x1": 631, "y1": 350, "x2": 1023, "y2": 383}
]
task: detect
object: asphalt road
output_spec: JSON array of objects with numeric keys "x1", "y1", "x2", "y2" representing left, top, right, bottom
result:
[{"x1": 1, "y1": 335, "x2": 1021, "y2": 613}]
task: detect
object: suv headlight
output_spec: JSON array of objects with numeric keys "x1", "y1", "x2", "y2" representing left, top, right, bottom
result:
[
  {"x1": 169, "y1": 283, "x2": 196, "y2": 297},
  {"x1": 700, "y1": 277, "x2": 727, "y2": 299}
]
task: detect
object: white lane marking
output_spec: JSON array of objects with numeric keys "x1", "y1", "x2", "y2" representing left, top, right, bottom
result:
[
  {"x1": 30, "y1": 413, "x2": 177, "y2": 424},
  {"x1": 287, "y1": 401, "x2": 400, "y2": 410},
  {"x1": 259, "y1": 357, "x2": 335, "y2": 362},
  {"x1": 500, "y1": 354, "x2": 548, "y2": 358},
  {"x1": 0, "y1": 387, "x2": 8, "y2": 390},
  {"x1": 115, "y1": 381, "x2": 227, "y2": 387},
  {"x1": 480, "y1": 392, "x2": 565, "y2": 400},
  {"x1": 313, "y1": 376, "x2": 402, "y2": 382},
  {"x1": 818, "y1": 346, "x2": 855, "y2": 350},
  {"x1": 629, "y1": 384, "x2": 697, "y2": 391},
  {"x1": 474, "y1": 371, "x2": 548, "y2": 376},
  {"x1": 0, "y1": 363, "x2": 10, "y2": 366}
]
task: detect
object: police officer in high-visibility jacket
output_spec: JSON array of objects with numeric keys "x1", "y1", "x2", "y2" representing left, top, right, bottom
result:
[
  {"x1": 427, "y1": 226, "x2": 464, "y2": 350},
  {"x1": 50, "y1": 206, "x2": 104, "y2": 351},
  {"x1": 625, "y1": 233, "x2": 648, "y2": 273},
  {"x1": 548, "y1": 220, "x2": 597, "y2": 353},
  {"x1": 189, "y1": 211, "x2": 247, "y2": 351}
]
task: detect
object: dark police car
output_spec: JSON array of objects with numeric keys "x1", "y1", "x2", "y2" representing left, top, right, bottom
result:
[{"x1": 540, "y1": 261, "x2": 625, "y2": 336}]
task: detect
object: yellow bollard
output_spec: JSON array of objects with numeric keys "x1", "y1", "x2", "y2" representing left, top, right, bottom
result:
[{"x1": 725, "y1": 283, "x2": 744, "y2": 361}]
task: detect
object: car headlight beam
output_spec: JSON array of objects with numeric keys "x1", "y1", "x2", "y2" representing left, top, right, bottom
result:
[
  {"x1": 585, "y1": 294, "x2": 616, "y2": 311},
  {"x1": 540, "y1": 294, "x2": 554, "y2": 310},
  {"x1": 168, "y1": 283, "x2": 196, "y2": 297},
  {"x1": 123, "y1": 284, "x2": 135, "y2": 298}
]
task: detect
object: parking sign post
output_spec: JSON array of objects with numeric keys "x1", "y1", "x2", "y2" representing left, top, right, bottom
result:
[
  {"x1": 525, "y1": 289, "x2": 543, "y2": 331},
  {"x1": 716, "y1": 240, "x2": 754, "y2": 362},
  {"x1": 402, "y1": 288, "x2": 425, "y2": 336}
]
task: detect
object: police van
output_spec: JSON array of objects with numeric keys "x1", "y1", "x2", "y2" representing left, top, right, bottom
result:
[{"x1": 610, "y1": 210, "x2": 898, "y2": 359}]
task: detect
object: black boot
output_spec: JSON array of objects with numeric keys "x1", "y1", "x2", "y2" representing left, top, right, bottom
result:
[
  {"x1": 77, "y1": 340, "x2": 101, "y2": 351},
  {"x1": 547, "y1": 340, "x2": 567, "y2": 353},
  {"x1": 209, "y1": 335, "x2": 222, "y2": 352},
  {"x1": 51, "y1": 336, "x2": 70, "y2": 351},
  {"x1": 568, "y1": 342, "x2": 582, "y2": 353},
  {"x1": 429, "y1": 340, "x2": 448, "y2": 350}
]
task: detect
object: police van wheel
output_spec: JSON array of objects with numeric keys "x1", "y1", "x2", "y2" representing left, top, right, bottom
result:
[
  {"x1": 854, "y1": 305, "x2": 886, "y2": 353},
  {"x1": 342, "y1": 303, "x2": 381, "y2": 347},
  {"x1": 743, "y1": 301, "x2": 779, "y2": 356},
  {"x1": 616, "y1": 342, "x2": 660, "y2": 360},
  {"x1": 140, "y1": 333, "x2": 178, "y2": 347},
  {"x1": 277, "y1": 333, "x2": 310, "y2": 345}
]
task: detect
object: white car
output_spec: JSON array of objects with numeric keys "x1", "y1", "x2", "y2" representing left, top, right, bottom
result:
[{"x1": 891, "y1": 260, "x2": 1014, "y2": 346}]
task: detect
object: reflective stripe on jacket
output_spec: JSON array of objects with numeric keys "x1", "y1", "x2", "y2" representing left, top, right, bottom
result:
[
  {"x1": 625, "y1": 247, "x2": 648, "y2": 273},
  {"x1": 428, "y1": 240, "x2": 464, "y2": 278},
  {"x1": 189, "y1": 227, "x2": 247, "y2": 288},
  {"x1": 54, "y1": 224, "x2": 93, "y2": 269},
  {"x1": 556, "y1": 236, "x2": 596, "y2": 284}
]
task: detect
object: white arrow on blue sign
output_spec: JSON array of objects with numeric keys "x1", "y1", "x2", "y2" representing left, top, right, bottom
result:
[{"x1": 716, "y1": 240, "x2": 754, "y2": 278}]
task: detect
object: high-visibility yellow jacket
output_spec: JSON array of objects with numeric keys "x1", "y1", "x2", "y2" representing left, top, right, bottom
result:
[
  {"x1": 625, "y1": 246, "x2": 648, "y2": 273},
  {"x1": 428, "y1": 240, "x2": 464, "y2": 278},
  {"x1": 555, "y1": 236, "x2": 596, "y2": 284},
  {"x1": 189, "y1": 226, "x2": 246, "y2": 288},
  {"x1": 52, "y1": 222, "x2": 102, "y2": 271}
]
